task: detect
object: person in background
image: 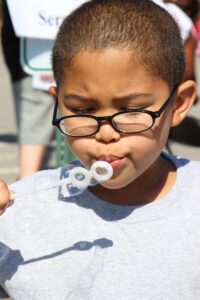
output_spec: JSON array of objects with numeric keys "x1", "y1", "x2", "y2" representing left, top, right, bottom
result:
[
  {"x1": 157, "y1": 0, "x2": 197, "y2": 81},
  {"x1": 1, "y1": 0, "x2": 55, "y2": 178},
  {"x1": 157, "y1": 0, "x2": 200, "y2": 148},
  {"x1": 193, "y1": 9, "x2": 200, "y2": 99},
  {"x1": 164, "y1": 0, "x2": 199, "y2": 21},
  {"x1": 163, "y1": 0, "x2": 200, "y2": 87}
]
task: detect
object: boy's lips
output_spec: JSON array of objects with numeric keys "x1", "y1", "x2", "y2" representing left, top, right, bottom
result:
[{"x1": 96, "y1": 155, "x2": 126, "y2": 169}]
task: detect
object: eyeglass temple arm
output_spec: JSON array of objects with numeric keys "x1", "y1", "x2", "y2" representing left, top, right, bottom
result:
[
  {"x1": 52, "y1": 98, "x2": 59, "y2": 125},
  {"x1": 154, "y1": 84, "x2": 179, "y2": 117}
]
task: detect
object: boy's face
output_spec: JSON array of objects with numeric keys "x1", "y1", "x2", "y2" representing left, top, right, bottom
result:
[{"x1": 56, "y1": 48, "x2": 175, "y2": 190}]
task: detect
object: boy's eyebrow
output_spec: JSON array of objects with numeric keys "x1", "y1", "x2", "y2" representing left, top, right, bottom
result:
[
  {"x1": 63, "y1": 94, "x2": 94, "y2": 102},
  {"x1": 63, "y1": 93, "x2": 153, "y2": 102},
  {"x1": 113, "y1": 93, "x2": 153, "y2": 101}
]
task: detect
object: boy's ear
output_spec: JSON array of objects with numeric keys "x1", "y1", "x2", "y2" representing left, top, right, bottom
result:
[
  {"x1": 48, "y1": 86, "x2": 58, "y2": 101},
  {"x1": 170, "y1": 80, "x2": 196, "y2": 127}
]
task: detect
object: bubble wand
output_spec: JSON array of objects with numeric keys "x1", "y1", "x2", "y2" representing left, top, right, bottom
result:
[{"x1": 15, "y1": 161, "x2": 113, "y2": 199}]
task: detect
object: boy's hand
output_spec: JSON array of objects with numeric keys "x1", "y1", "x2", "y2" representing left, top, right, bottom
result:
[{"x1": 0, "y1": 180, "x2": 15, "y2": 215}]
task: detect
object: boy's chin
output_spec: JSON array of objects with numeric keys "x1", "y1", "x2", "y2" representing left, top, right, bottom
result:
[{"x1": 99, "y1": 178, "x2": 131, "y2": 190}]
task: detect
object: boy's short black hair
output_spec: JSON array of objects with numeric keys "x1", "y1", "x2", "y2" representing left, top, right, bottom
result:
[{"x1": 52, "y1": 0, "x2": 185, "y2": 90}]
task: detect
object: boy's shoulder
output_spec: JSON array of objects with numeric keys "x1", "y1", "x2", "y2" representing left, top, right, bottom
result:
[
  {"x1": 164, "y1": 152, "x2": 200, "y2": 172},
  {"x1": 164, "y1": 153, "x2": 200, "y2": 198}
]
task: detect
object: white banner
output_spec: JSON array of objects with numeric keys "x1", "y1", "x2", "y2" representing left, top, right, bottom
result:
[{"x1": 7, "y1": 0, "x2": 87, "y2": 39}]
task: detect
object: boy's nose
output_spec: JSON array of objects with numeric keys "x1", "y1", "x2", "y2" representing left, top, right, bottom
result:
[{"x1": 95, "y1": 122, "x2": 121, "y2": 143}]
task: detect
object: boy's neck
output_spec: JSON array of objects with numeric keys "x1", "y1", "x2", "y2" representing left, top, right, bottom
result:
[{"x1": 90, "y1": 155, "x2": 176, "y2": 206}]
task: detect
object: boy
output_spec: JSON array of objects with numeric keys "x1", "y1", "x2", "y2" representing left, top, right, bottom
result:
[{"x1": 0, "y1": 0, "x2": 199, "y2": 299}]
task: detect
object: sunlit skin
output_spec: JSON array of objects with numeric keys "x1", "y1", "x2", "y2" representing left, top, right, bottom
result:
[{"x1": 49, "y1": 48, "x2": 195, "y2": 205}]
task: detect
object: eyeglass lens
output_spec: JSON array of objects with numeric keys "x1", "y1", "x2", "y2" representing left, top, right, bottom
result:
[{"x1": 59, "y1": 111, "x2": 154, "y2": 136}]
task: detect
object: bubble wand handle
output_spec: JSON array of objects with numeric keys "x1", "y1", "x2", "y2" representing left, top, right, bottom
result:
[{"x1": 15, "y1": 161, "x2": 113, "y2": 199}]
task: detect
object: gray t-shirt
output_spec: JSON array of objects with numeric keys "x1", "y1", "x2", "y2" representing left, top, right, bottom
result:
[{"x1": 0, "y1": 153, "x2": 200, "y2": 300}]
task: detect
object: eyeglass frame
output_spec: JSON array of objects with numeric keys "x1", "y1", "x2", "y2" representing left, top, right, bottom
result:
[{"x1": 52, "y1": 84, "x2": 179, "y2": 137}]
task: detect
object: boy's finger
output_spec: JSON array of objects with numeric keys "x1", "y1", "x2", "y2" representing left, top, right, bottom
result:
[
  {"x1": 0, "y1": 180, "x2": 14, "y2": 214},
  {"x1": 0, "y1": 199, "x2": 14, "y2": 215}
]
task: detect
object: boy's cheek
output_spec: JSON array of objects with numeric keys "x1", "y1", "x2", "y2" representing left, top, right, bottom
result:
[
  {"x1": 65, "y1": 137, "x2": 78, "y2": 157},
  {"x1": 66, "y1": 137, "x2": 91, "y2": 162}
]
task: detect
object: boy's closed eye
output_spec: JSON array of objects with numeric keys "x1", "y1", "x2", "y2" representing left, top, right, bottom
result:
[
  {"x1": 63, "y1": 104, "x2": 153, "y2": 116},
  {"x1": 61, "y1": 93, "x2": 159, "y2": 115},
  {"x1": 61, "y1": 95, "x2": 96, "y2": 115},
  {"x1": 68, "y1": 107, "x2": 95, "y2": 114}
]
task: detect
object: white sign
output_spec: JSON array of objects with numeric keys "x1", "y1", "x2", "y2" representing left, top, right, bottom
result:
[{"x1": 7, "y1": 0, "x2": 87, "y2": 39}]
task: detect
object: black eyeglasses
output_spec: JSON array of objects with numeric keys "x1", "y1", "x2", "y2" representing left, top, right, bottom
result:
[{"x1": 52, "y1": 85, "x2": 178, "y2": 137}]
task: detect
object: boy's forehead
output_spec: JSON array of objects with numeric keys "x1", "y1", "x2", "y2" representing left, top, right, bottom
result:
[
  {"x1": 52, "y1": 0, "x2": 185, "y2": 91},
  {"x1": 59, "y1": 48, "x2": 170, "y2": 99},
  {"x1": 63, "y1": 49, "x2": 162, "y2": 83},
  {"x1": 67, "y1": 48, "x2": 147, "y2": 77},
  {"x1": 71, "y1": 48, "x2": 132, "y2": 66}
]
